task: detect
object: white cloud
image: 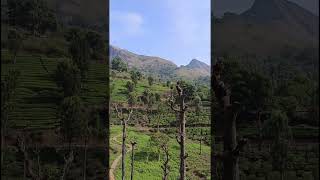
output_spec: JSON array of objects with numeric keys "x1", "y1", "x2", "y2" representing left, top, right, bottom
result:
[{"x1": 111, "y1": 11, "x2": 144, "y2": 36}]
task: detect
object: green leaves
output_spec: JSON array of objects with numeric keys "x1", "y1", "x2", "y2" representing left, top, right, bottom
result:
[
  {"x1": 112, "y1": 57, "x2": 128, "y2": 72},
  {"x1": 59, "y1": 96, "x2": 86, "y2": 142},
  {"x1": 54, "y1": 60, "x2": 81, "y2": 97}
]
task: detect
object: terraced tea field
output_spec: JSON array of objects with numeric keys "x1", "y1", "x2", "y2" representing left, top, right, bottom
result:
[{"x1": 1, "y1": 50, "x2": 107, "y2": 130}]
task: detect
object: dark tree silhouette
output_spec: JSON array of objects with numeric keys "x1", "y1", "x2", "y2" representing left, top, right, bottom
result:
[
  {"x1": 1, "y1": 70, "x2": 20, "y2": 166},
  {"x1": 212, "y1": 59, "x2": 247, "y2": 180},
  {"x1": 7, "y1": 29, "x2": 23, "y2": 64}
]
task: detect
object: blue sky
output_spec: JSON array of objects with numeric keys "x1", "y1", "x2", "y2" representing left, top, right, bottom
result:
[{"x1": 110, "y1": 0, "x2": 210, "y2": 66}]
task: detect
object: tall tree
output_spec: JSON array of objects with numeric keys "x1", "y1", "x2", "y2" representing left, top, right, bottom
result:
[
  {"x1": 130, "y1": 70, "x2": 139, "y2": 86},
  {"x1": 141, "y1": 89, "x2": 155, "y2": 124},
  {"x1": 168, "y1": 81, "x2": 190, "y2": 180},
  {"x1": 59, "y1": 96, "x2": 85, "y2": 180},
  {"x1": 263, "y1": 110, "x2": 291, "y2": 180},
  {"x1": 85, "y1": 31, "x2": 106, "y2": 60},
  {"x1": 212, "y1": 59, "x2": 246, "y2": 180},
  {"x1": 54, "y1": 60, "x2": 81, "y2": 97},
  {"x1": 126, "y1": 81, "x2": 135, "y2": 93},
  {"x1": 7, "y1": 29, "x2": 23, "y2": 64},
  {"x1": 148, "y1": 76, "x2": 154, "y2": 86},
  {"x1": 1, "y1": 70, "x2": 20, "y2": 167},
  {"x1": 59, "y1": 96, "x2": 85, "y2": 149},
  {"x1": 114, "y1": 104, "x2": 133, "y2": 180},
  {"x1": 111, "y1": 57, "x2": 127, "y2": 72},
  {"x1": 68, "y1": 33, "x2": 90, "y2": 81}
]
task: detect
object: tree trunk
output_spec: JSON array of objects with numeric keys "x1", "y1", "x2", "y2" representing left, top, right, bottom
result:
[
  {"x1": 1, "y1": 114, "x2": 8, "y2": 167},
  {"x1": 83, "y1": 136, "x2": 87, "y2": 180},
  {"x1": 222, "y1": 97, "x2": 239, "y2": 180},
  {"x1": 24, "y1": 158, "x2": 27, "y2": 180},
  {"x1": 1, "y1": 124, "x2": 5, "y2": 167},
  {"x1": 212, "y1": 155, "x2": 218, "y2": 180},
  {"x1": 122, "y1": 120, "x2": 127, "y2": 180},
  {"x1": 61, "y1": 150, "x2": 74, "y2": 180},
  {"x1": 257, "y1": 110, "x2": 262, "y2": 151},
  {"x1": 199, "y1": 138, "x2": 202, "y2": 155},
  {"x1": 130, "y1": 143, "x2": 136, "y2": 180},
  {"x1": 13, "y1": 53, "x2": 17, "y2": 64},
  {"x1": 37, "y1": 150, "x2": 41, "y2": 179},
  {"x1": 162, "y1": 146, "x2": 170, "y2": 180},
  {"x1": 199, "y1": 129, "x2": 203, "y2": 155},
  {"x1": 179, "y1": 98, "x2": 186, "y2": 180},
  {"x1": 280, "y1": 170, "x2": 284, "y2": 180}
]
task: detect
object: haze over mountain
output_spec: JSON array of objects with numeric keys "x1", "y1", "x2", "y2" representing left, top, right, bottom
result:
[
  {"x1": 213, "y1": 0, "x2": 319, "y2": 59},
  {"x1": 110, "y1": 45, "x2": 210, "y2": 81}
]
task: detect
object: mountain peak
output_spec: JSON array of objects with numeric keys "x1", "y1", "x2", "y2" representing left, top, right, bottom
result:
[
  {"x1": 242, "y1": 0, "x2": 286, "y2": 21},
  {"x1": 241, "y1": 0, "x2": 319, "y2": 37},
  {"x1": 185, "y1": 59, "x2": 209, "y2": 69}
]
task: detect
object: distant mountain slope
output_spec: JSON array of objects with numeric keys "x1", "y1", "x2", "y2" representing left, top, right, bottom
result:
[
  {"x1": 213, "y1": 0, "x2": 319, "y2": 58},
  {"x1": 175, "y1": 59, "x2": 210, "y2": 80},
  {"x1": 110, "y1": 45, "x2": 210, "y2": 81}
]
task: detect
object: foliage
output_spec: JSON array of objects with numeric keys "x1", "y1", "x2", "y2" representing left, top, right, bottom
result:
[
  {"x1": 54, "y1": 60, "x2": 81, "y2": 97},
  {"x1": 193, "y1": 95, "x2": 202, "y2": 115},
  {"x1": 68, "y1": 32, "x2": 90, "y2": 80},
  {"x1": 263, "y1": 110, "x2": 292, "y2": 174},
  {"x1": 7, "y1": 29, "x2": 23, "y2": 63},
  {"x1": 127, "y1": 92, "x2": 137, "y2": 107},
  {"x1": 112, "y1": 57, "x2": 128, "y2": 72},
  {"x1": 179, "y1": 81, "x2": 196, "y2": 102},
  {"x1": 130, "y1": 70, "x2": 140, "y2": 86},
  {"x1": 1, "y1": 69, "x2": 20, "y2": 128},
  {"x1": 59, "y1": 96, "x2": 86, "y2": 144},
  {"x1": 140, "y1": 89, "x2": 155, "y2": 110},
  {"x1": 126, "y1": 81, "x2": 135, "y2": 93},
  {"x1": 166, "y1": 80, "x2": 171, "y2": 87},
  {"x1": 85, "y1": 30, "x2": 106, "y2": 59},
  {"x1": 7, "y1": 0, "x2": 57, "y2": 34},
  {"x1": 148, "y1": 76, "x2": 154, "y2": 86}
]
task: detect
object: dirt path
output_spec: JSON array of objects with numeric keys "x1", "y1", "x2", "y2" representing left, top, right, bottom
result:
[{"x1": 109, "y1": 134, "x2": 132, "y2": 180}]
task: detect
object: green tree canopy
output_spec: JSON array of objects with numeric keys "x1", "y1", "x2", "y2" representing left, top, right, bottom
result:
[
  {"x1": 111, "y1": 57, "x2": 127, "y2": 72},
  {"x1": 148, "y1": 76, "x2": 154, "y2": 86},
  {"x1": 54, "y1": 60, "x2": 81, "y2": 97},
  {"x1": 7, "y1": 0, "x2": 57, "y2": 34},
  {"x1": 59, "y1": 96, "x2": 86, "y2": 144}
]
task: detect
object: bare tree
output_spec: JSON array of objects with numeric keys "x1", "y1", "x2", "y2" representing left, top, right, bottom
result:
[
  {"x1": 114, "y1": 104, "x2": 133, "y2": 180},
  {"x1": 168, "y1": 82, "x2": 188, "y2": 180}
]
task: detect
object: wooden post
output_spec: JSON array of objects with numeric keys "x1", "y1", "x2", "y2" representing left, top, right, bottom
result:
[{"x1": 130, "y1": 142, "x2": 137, "y2": 180}]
